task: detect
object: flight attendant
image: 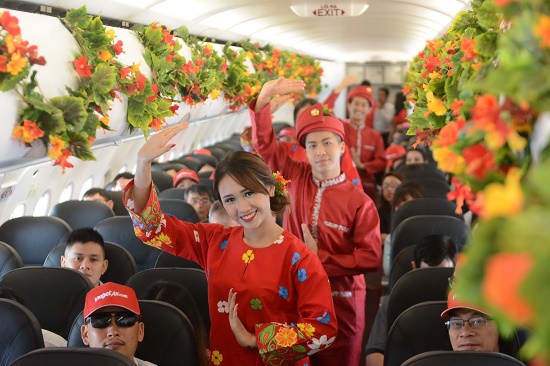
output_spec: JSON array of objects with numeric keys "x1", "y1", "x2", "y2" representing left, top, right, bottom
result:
[{"x1": 250, "y1": 77, "x2": 382, "y2": 366}]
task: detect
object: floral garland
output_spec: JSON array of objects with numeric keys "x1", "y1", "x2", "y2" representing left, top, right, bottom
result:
[
  {"x1": 273, "y1": 171, "x2": 291, "y2": 196},
  {"x1": 221, "y1": 42, "x2": 259, "y2": 110}
]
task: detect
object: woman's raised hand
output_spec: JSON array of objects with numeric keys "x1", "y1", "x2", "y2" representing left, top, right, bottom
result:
[
  {"x1": 261, "y1": 77, "x2": 305, "y2": 98},
  {"x1": 137, "y1": 123, "x2": 189, "y2": 164}
]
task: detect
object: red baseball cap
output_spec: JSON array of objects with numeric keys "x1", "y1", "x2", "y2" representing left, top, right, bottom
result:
[
  {"x1": 296, "y1": 103, "x2": 345, "y2": 147},
  {"x1": 84, "y1": 282, "x2": 140, "y2": 319},
  {"x1": 347, "y1": 85, "x2": 376, "y2": 108},
  {"x1": 173, "y1": 168, "x2": 200, "y2": 187},
  {"x1": 385, "y1": 144, "x2": 406, "y2": 168},
  {"x1": 277, "y1": 126, "x2": 297, "y2": 140},
  {"x1": 441, "y1": 290, "x2": 490, "y2": 318},
  {"x1": 194, "y1": 148, "x2": 212, "y2": 156}
]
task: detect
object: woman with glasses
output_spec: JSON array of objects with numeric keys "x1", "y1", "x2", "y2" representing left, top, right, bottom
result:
[{"x1": 123, "y1": 123, "x2": 337, "y2": 366}]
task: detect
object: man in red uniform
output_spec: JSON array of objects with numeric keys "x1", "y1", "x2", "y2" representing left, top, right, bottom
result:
[
  {"x1": 250, "y1": 77, "x2": 382, "y2": 366},
  {"x1": 344, "y1": 86, "x2": 387, "y2": 199}
]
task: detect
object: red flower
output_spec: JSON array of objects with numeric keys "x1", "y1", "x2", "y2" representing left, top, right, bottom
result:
[
  {"x1": 169, "y1": 104, "x2": 179, "y2": 115},
  {"x1": 53, "y1": 149, "x2": 74, "y2": 174},
  {"x1": 120, "y1": 66, "x2": 131, "y2": 80},
  {"x1": 450, "y1": 99, "x2": 465, "y2": 117},
  {"x1": 425, "y1": 54, "x2": 440, "y2": 73},
  {"x1": 0, "y1": 11, "x2": 21, "y2": 36},
  {"x1": 146, "y1": 84, "x2": 158, "y2": 103},
  {"x1": 221, "y1": 61, "x2": 228, "y2": 73},
  {"x1": 73, "y1": 56, "x2": 92, "y2": 78},
  {"x1": 113, "y1": 40, "x2": 124, "y2": 55},
  {"x1": 460, "y1": 37, "x2": 477, "y2": 62},
  {"x1": 463, "y1": 144, "x2": 496, "y2": 180},
  {"x1": 436, "y1": 118, "x2": 466, "y2": 147},
  {"x1": 194, "y1": 58, "x2": 205, "y2": 67},
  {"x1": 446, "y1": 177, "x2": 475, "y2": 214},
  {"x1": 136, "y1": 73, "x2": 147, "y2": 91},
  {"x1": 149, "y1": 118, "x2": 164, "y2": 131}
]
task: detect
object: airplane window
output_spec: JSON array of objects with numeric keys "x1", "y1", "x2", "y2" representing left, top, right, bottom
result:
[
  {"x1": 10, "y1": 204, "x2": 25, "y2": 219},
  {"x1": 79, "y1": 177, "x2": 93, "y2": 199},
  {"x1": 59, "y1": 183, "x2": 74, "y2": 203},
  {"x1": 34, "y1": 191, "x2": 51, "y2": 216}
]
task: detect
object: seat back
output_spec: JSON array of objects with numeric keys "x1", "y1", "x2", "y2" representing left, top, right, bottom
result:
[
  {"x1": 387, "y1": 267, "x2": 455, "y2": 331},
  {"x1": 154, "y1": 251, "x2": 203, "y2": 270},
  {"x1": 384, "y1": 301, "x2": 451, "y2": 366},
  {"x1": 158, "y1": 188, "x2": 187, "y2": 200},
  {"x1": 43, "y1": 242, "x2": 137, "y2": 285},
  {"x1": 11, "y1": 348, "x2": 136, "y2": 366},
  {"x1": 390, "y1": 198, "x2": 463, "y2": 233},
  {"x1": 401, "y1": 351, "x2": 526, "y2": 366},
  {"x1": 67, "y1": 301, "x2": 200, "y2": 366},
  {"x1": 198, "y1": 178, "x2": 215, "y2": 199},
  {"x1": 0, "y1": 298, "x2": 44, "y2": 366},
  {"x1": 104, "y1": 191, "x2": 129, "y2": 216},
  {"x1": 159, "y1": 199, "x2": 200, "y2": 223},
  {"x1": 151, "y1": 170, "x2": 175, "y2": 192},
  {"x1": 0, "y1": 267, "x2": 93, "y2": 339},
  {"x1": 388, "y1": 245, "x2": 414, "y2": 291},
  {"x1": 204, "y1": 147, "x2": 227, "y2": 160},
  {"x1": 390, "y1": 215, "x2": 470, "y2": 265},
  {"x1": 0, "y1": 216, "x2": 72, "y2": 266},
  {"x1": 126, "y1": 268, "x2": 210, "y2": 332},
  {"x1": 406, "y1": 178, "x2": 451, "y2": 199},
  {"x1": 95, "y1": 217, "x2": 161, "y2": 271},
  {"x1": 0, "y1": 241, "x2": 23, "y2": 277},
  {"x1": 48, "y1": 200, "x2": 115, "y2": 230}
]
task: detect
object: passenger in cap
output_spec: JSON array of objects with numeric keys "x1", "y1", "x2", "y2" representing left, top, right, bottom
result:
[
  {"x1": 276, "y1": 126, "x2": 297, "y2": 142},
  {"x1": 173, "y1": 168, "x2": 199, "y2": 189},
  {"x1": 344, "y1": 85, "x2": 387, "y2": 199},
  {"x1": 250, "y1": 76, "x2": 382, "y2": 366},
  {"x1": 384, "y1": 144, "x2": 406, "y2": 172},
  {"x1": 442, "y1": 291, "x2": 499, "y2": 352},
  {"x1": 81, "y1": 282, "x2": 156, "y2": 366}
]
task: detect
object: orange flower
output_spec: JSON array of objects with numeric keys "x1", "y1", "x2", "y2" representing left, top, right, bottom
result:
[
  {"x1": 113, "y1": 40, "x2": 124, "y2": 55},
  {"x1": 450, "y1": 99, "x2": 465, "y2": 117},
  {"x1": 146, "y1": 84, "x2": 158, "y2": 103},
  {"x1": 120, "y1": 66, "x2": 131, "y2": 79},
  {"x1": 432, "y1": 146, "x2": 465, "y2": 175},
  {"x1": 0, "y1": 55, "x2": 8, "y2": 72},
  {"x1": 463, "y1": 144, "x2": 496, "y2": 180},
  {"x1": 494, "y1": 0, "x2": 519, "y2": 5},
  {"x1": 470, "y1": 94, "x2": 510, "y2": 149},
  {"x1": 535, "y1": 15, "x2": 550, "y2": 48},
  {"x1": 12, "y1": 119, "x2": 45, "y2": 144},
  {"x1": 73, "y1": 56, "x2": 92, "y2": 78},
  {"x1": 53, "y1": 148, "x2": 74, "y2": 174},
  {"x1": 47, "y1": 135, "x2": 66, "y2": 160},
  {"x1": 6, "y1": 51, "x2": 27, "y2": 75},
  {"x1": 98, "y1": 50, "x2": 112, "y2": 61},
  {"x1": 0, "y1": 11, "x2": 21, "y2": 36},
  {"x1": 446, "y1": 177, "x2": 475, "y2": 214},
  {"x1": 483, "y1": 253, "x2": 533, "y2": 324},
  {"x1": 149, "y1": 118, "x2": 164, "y2": 131},
  {"x1": 460, "y1": 37, "x2": 477, "y2": 61},
  {"x1": 434, "y1": 118, "x2": 466, "y2": 147},
  {"x1": 274, "y1": 327, "x2": 298, "y2": 347}
]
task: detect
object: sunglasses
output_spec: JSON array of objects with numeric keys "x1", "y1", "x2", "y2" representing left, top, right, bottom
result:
[{"x1": 86, "y1": 311, "x2": 140, "y2": 328}]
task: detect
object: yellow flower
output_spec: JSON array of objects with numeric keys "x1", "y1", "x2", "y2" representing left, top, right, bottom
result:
[
  {"x1": 242, "y1": 250, "x2": 255, "y2": 264},
  {"x1": 479, "y1": 167, "x2": 523, "y2": 219},
  {"x1": 432, "y1": 146, "x2": 465, "y2": 175},
  {"x1": 507, "y1": 131, "x2": 527, "y2": 152},
  {"x1": 209, "y1": 89, "x2": 220, "y2": 100},
  {"x1": 48, "y1": 135, "x2": 66, "y2": 160},
  {"x1": 98, "y1": 115, "x2": 110, "y2": 127},
  {"x1": 298, "y1": 323, "x2": 316, "y2": 337},
  {"x1": 426, "y1": 91, "x2": 447, "y2": 116},
  {"x1": 535, "y1": 14, "x2": 550, "y2": 48},
  {"x1": 99, "y1": 50, "x2": 112, "y2": 61},
  {"x1": 274, "y1": 327, "x2": 298, "y2": 347},
  {"x1": 5, "y1": 34, "x2": 15, "y2": 54},
  {"x1": 211, "y1": 350, "x2": 223, "y2": 365},
  {"x1": 7, "y1": 51, "x2": 27, "y2": 75},
  {"x1": 246, "y1": 51, "x2": 254, "y2": 59},
  {"x1": 105, "y1": 28, "x2": 115, "y2": 40}
]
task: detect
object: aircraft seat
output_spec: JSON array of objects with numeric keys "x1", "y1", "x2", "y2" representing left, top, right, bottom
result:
[
  {"x1": 48, "y1": 200, "x2": 115, "y2": 230},
  {"x1": 11, "y1": 348, "x2": 136, "y2": 366},
  {"x1": 401, "y1": 351, "x2": 526, "y2": 366},
  {"x1": 0, "y1": 241, "x2": 23, "y2": 278},
  {"x1": 390, "y1": 198, "x2": 464, "y2": 234},
  {"x1": 151, "y1": 170, "x2": 175, "y2": 192},
  {"x1": 159, "y1": 199, "x2": 200, "y2": 223},
  {"x1": 154, "y1": 251, "x2": 203, "y2": 270},
  {"x1": 104, "y1": 191, "x2": 129, "y2": 216}
]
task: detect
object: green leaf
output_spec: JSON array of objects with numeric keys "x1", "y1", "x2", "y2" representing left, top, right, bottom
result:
[
  {"x1": 128, "y1": 112, "x2": 152, "y2": 139},
  {"x1": 91, "y1": 63, "x2": 117, "y2": 94},
  {"x1": 50, "y1": 96, "x2": 88, "y2": 131},
  {"x1": 67, "y1": 131, "x2": 95, "y2": 160},
  {"x1": 0, "y1": 65, "x2": 29, "y2": 92},
  {"x1": 474, "y1": 30, "x2": 498, "y2": 58},
  {"x1": 144, "y1": 26, "x2": 163, "y2": 45},
  {"x1": 38, "y1": 107, "x2": 66, "y2": 135},
  {"x1": 176, "y1": 26, "x2": 189, "y2": 40},
  {"x1": 444, "y1": 77, "x2": 460, "y2": 106},
  {"x1": 65, "y1": 6, "x2": 91, "y2": 29}
]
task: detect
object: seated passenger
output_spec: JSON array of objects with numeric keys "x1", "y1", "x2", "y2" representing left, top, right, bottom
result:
[
  {"x1": 376, "y1": 172, "x2": 405, "y2": 241},
  {"x1": 365, "y1": 235, "x2": 458, "y2": 366},
  {"x1": 405, "y1": 148, "x2": 429, "y2": 166},
  {"x1": 111, "y1": 172, "x2": 135, "y2": 191},
  {"x1": 208, "y1": 200, "x2": 238, "y2": 227},
  {"x1": 0, "y1": 286, "x2": 67, "y2": 348},
  {"x1": 82, "y1": 188, "x2": 114, "y2": 210},
  {"x1": 145, "y1": 281, "x2": 209, "y2": 366},
  {"x1": 173, "y1": 168, "x2": 200, "y2": 189},
  {"x1": 81, "y1": 282, "x2": 156, "y2": 366},
  {"x1": 61, "y1": 228, "x2": 108, "y2": 287},
  {"x1": 185, "y1": 185, "x2": 213, "y2": 222}
]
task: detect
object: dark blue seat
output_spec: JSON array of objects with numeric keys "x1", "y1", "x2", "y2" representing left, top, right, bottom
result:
[{"x1": 48, "y1": 200, "x2": 114, "y2": 230}]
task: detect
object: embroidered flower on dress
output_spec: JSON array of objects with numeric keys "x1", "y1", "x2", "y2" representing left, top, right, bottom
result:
[
  {"x1": 273, "y1": 235, "x2": 284, "y2": 244},
  {"x1": 242, "y1": 250, "x2": 255, "y2": 264},
  {"x1": 217, "y1": 300, "x2": 229, "y2": 313},
  {"x1": 292, "y1": 252, "x2": 301, "y2": 265},
  {"x1": 278, "y1": 286, "x2": 289, "y2": 300},
  {"x1": 194, "y1": 230, "x2": 200, "y2": 242},
  {"x1": 220, "y1": 239, "x2": 228, "y2": 249},
  {"x1": 317, "y1": 312, "x2": 330, "y2": 324},
  {"x1": 211, "y1": 350, "x2": 223, "y2": 365},
  {"x1": 250, "y1": 298, "x2": 262, "y2": 310},
  {"x1": 274, "y1": 327, "x2": 298, "y2": 347},
  {"x1": 298, "y1": 323, "x2": 316, "y2": 338},
  {"x1": 307, "y1": 334, "x2": 336, "y2": 356},
  {"x1": 126, "y1": 199, "x2": 135, "y2": 211},
  {"x1": 297, "y1": 268, "x2": 307, "y2": 282}
]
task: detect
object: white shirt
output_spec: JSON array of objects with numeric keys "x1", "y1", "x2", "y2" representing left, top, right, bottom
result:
[
  {"x1": 135, "y1": 357, "x2": 157, "y2": 366},
  {"x1": 41, "y1": 329, "x2": 67, "y2": 348},
  {"x1": 373, "y1": 101, "x2": 395, "y2": 134}
]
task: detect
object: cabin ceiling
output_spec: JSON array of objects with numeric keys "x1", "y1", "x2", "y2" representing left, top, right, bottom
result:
[{"x1": 20, "y1": 0, "x2": 471, "y2": 62}]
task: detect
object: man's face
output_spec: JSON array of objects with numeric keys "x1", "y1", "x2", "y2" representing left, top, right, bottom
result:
[
  {"x1": 347, "y1": 97, "x2": 371, "y2": 125},
  {"x1": 175, "y1": 179, "x2": 197, "y2": 189},
  {"x1": 81, "y1": 306, "x2": 144, "y2": 360},
  {"x1": 448, "y1": 309, "x2": 499, "y2": 352},
  {"x1": 84, "y1": 193, "x2": 114, "y2": 209},
  {"x1": 114, "y1": 178, "x2": 132, "y2": 191},
  {"x1": 304, "y1": 131, "x2": 345, "y2": 180},
  {"x1": 61, "y1": 242, "x2": 108, "y2": 287},
  {"x1": 186, "y1": 192, "x2": 212, "y2": 221},
  {"x1": 378, "y1": 90, "x2": 388, "y2": 105}
]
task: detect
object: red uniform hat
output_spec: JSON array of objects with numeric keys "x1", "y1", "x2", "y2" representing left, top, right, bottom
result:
[
  {"x1": 441, "y1": 290, "x2": 490, "y2": 318},
  {"x1": 84, "y1": 282, "x2": 140, "y2": 319},
  {"x1": 194, "y1": 148, "x2": 212, "y2": 156},
  {"x1": 296, "y1": 103, "x2": 345, "y2": 147},
  {"x1": 385, "y1": 144, "x2": 406, "y2": 168},
  {"x1": 173, "y1": 168, "x2": 200, "y2": 187},
  {"x1": 277, "y1": 126, "x2": 297, "y2": 140},
  {"x1": 347, "y1": 85, "x2": 376, "y2": 108}
]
